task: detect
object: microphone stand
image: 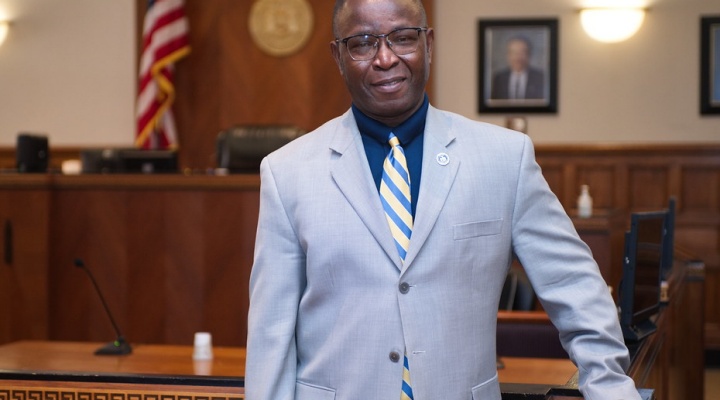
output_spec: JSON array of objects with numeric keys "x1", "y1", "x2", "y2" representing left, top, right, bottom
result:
[{"x1": 74, "y1": 258, "x2": 132, "y2": 355}]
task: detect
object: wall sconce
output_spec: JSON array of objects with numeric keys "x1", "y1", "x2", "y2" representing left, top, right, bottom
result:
[
  {"x1": 580, "y1": 8, "x2": 646, "y2": 43},
  {"x1": 0, "y1": 21, "x2": 9, "y2": 47}
]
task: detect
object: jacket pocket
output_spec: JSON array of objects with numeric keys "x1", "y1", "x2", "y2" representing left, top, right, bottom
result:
[
  {"x1": 471, "y1": 372, "x2": 501, "y2": 400},
  {"x1": 453, "y1": 219, "x2": 503, "y2": 240},
  {"x1": 295, "y1": 380, "x2": 336, "y2": 400}
]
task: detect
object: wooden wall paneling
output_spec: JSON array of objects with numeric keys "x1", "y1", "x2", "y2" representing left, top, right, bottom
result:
[
  {"x1": 677, "y1": 166, "x2": 720, "y2": 348},
  {"x1": 681, "y1": 166, "x2": 720, "y2": 215},
  {"x1": 201, "y1": 190, "x2": 258, "y2": 347},
  {"x1": 560, "y1": 162, "x2": 575, "y2": 207},
  {"x1": 535, "y1": 144, "x2": 720, "y2": 350},
  {"x1": 667, "y1": 164, "x2": 682, "y2": 206},
  {"x1": 574, "y1": 163, "x2": 616, "y2": 210},
  {"x1": 46, "y1": 177, "x2": 260, "y2": 346},
  {"x1": 10, "y1": 189, "x2": 51, "y2": 340},
  {"x1": 173, "y1": 192, "x2": 207, "y2": 343},
  {"x1": 536, "y1": 161, "x2": 564, "y2": 204},
  {"x1": 126, "y1": 190, "x2": 168, "y2": 344},
  {"x1": 48, "y1": 189, "x2": 129, "y2": 342},
  {"x1": 707, "y1": 269, "x2": 720, "y2": 348},
  {"x1": 627, "y1": 165, "x2": 671, "y2": 210},
  {"x1": 218, "y1": 0, "x2": 348, "y2": 127},
  {"x1": 153, "y1": 188, "x2": 259, "y2": 346},
  {"x1": 163, "y1": 191, "x2": 208, "y2": 344},
  {"x1": 609, "y1": 163, "x2": 629, "y2": 212},
  {"x1": 0, "y1": 180, "x2": 50, "y2": 344},
  {"x1": 173, "y1": 1, "x2": 227, "y2": 170}
]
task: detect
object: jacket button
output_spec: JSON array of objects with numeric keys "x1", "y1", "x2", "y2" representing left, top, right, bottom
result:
[
  {"x1": 389, "y1": 351, "x2": 401, "y2": 363},
  {"x1": 399, "y1": 282, "x2": 410, "y2": 294}
]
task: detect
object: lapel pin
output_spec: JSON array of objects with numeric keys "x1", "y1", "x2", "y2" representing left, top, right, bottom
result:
[{"x1": 436, "y1": 153, "x2": 450, "y2": 166}]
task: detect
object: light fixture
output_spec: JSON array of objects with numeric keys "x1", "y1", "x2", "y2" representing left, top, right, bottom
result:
[
  {"x1": 580, "y1": 8, "x2": 646, "y2": 43},
  {"x1": 0, "y1": 21, "x2": 9, "y2": 47}
]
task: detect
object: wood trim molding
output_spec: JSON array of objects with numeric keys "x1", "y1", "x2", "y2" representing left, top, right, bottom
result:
[{"x1": 0, "y1": 383, "x2": 243, "y2": 399}]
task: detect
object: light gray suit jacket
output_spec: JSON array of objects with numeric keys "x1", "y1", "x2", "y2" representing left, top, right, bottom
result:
[{"x1": 246, "y1": 106, "x2": 641, "y2": 400}]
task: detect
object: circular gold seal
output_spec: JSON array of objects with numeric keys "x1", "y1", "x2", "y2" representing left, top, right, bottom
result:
[{"x1": 249, "y1": 0, "x2": 314, "y2": 57}]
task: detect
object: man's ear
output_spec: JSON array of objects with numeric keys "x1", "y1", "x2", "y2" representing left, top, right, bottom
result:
[{"x1": 330, "y1": 40, "x2": 345, "y2": 76}]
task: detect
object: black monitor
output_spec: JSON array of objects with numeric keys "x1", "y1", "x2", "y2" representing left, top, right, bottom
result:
[
  {"x1": 81, "y1": 148, "x2": 178, "y2": 174},
  {"x1": 117, "y1": 149, "x2": 178, "y2": 173},
  {"x1": 618, "y1": 201, "x2": 675, "y2": 342}
]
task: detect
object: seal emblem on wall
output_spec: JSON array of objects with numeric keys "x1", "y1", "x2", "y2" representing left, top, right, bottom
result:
[{"x1": 249, "y1": 0, "x2": 314, "y2": 57}]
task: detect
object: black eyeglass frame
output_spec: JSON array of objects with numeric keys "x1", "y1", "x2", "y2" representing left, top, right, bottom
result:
[{"x1": 335, "y1": 27, "x2": 429, "y2": 61}]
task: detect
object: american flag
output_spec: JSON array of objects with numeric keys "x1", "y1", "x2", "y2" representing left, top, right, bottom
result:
[{"x1": 136, "y1": 0, "x2": 190, "y2": 150}]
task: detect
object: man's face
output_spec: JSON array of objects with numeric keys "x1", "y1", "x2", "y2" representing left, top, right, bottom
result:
[
  {"x1": 330, "y1": 0, "x2": 433, "y2": 127},
  {"x1": 506, "y1": 39, "x2": 530, "y2": 73}
]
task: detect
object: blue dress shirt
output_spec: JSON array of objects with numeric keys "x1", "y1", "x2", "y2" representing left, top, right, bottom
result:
[{"x1": 352, "y1": 95, "x2": 428, "y2": 218}]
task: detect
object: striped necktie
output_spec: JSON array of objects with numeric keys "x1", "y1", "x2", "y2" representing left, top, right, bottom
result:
[
  {"x1": 380, "y1": 133, "x2": 413, "y2": 261},
  {"x1": 379, "y1": 132, "x2": 414, "y2": 400}
]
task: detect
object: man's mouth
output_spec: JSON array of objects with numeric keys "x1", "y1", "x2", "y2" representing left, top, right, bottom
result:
[{"x1": 373, "y1": 77, "x2": 406, "y2": 90}]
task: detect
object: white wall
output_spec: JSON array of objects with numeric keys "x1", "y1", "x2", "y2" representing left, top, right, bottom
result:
[
  {"x1": 0, "y1": 0, "x2": 135, "y2": 146},
  {"x1": 433, "y1": 0, "x2": 720, "y2": 143},
  {"x1": 0, "y1": 0, "x2": 718, "y2": 146}
]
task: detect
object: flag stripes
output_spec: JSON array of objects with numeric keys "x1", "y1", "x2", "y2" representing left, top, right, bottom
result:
[{"x1": 136, "y1": 0, "x2": 190, "y2": 149}]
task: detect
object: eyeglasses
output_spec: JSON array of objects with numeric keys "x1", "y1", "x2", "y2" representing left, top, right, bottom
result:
[{"x1": 335, "y1": 27, "x2": 428, "y2": 61}]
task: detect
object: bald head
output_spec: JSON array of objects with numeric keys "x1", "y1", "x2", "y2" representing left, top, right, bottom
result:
[{"x1": 332, "y1": 0, "x2": 427, "y2": 38}]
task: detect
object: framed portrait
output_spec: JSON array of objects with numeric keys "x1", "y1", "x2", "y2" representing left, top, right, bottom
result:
[
  {"x1": 478, "y1": 19, "x2": 558, "y2": 114},
  {"x1": 700, "y1": 16, "x2": 720, "y2": 115}
]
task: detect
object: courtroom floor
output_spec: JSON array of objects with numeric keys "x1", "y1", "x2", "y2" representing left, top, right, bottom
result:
[{"x1": 706, "y1": 368, "x2": 720, "y2": 400}]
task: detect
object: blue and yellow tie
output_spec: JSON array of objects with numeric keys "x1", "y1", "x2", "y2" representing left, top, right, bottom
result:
[
  {"x1": 379, "y1": 132, "x2": 414, "y2": 400},
  {"x1": 380, "y1": 133, "x2": 413, "y2": 261}
]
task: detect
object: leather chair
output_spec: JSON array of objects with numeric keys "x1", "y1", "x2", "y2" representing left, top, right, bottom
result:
[
  {"x1": 497, "y1": 265, "x2": 568, "y2": 359},
  {"x1": 499, "y1": 265, "x2": 536, "y2": 311},
  {"x1": 216, "y1": 125, "x2": 305, "y2": 173}
]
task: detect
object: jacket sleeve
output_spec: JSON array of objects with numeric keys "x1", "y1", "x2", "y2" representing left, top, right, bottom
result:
[
  {"x1": 245, "y1": 157, "x2": 305, "y2": 400},
  {"x1": 511, "y1": 135, "x2": 642, "y2": 400}
]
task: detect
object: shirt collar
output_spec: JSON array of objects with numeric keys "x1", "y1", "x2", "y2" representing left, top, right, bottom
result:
[{"x1": 352, "y1": 94, "x2": 429, "y2": 146}]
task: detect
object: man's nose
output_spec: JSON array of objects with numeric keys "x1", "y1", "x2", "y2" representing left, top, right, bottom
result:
[{"x1": 374, "y1": 38, "x2": 399, "y2": 67}]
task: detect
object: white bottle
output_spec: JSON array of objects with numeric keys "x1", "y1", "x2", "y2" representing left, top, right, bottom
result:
[{"x1": 577, "y1": 184, "x2": 593, "y2": 218}]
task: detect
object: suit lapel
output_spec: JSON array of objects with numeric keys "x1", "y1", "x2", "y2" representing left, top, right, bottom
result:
[
  {"x1": 403, "y1": 107, "x2": 459, "y2": 271},
  {"x1": 330, "y1": 112, "x2": 403, "y2": 270}
]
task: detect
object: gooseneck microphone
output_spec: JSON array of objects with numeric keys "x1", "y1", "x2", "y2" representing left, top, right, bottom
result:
[{"x1": 74, "y1": 258, "x2": 132, "y2": 355}]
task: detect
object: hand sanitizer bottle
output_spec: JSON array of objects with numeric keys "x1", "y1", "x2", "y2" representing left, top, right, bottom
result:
[{"x1": 577, "y1": 184, "x2": 593, "y2": 218}]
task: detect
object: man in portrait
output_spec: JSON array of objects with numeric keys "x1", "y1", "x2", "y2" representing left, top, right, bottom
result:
[{"x1": 490, "y1": 36, "x2": 546, "y2": 100}]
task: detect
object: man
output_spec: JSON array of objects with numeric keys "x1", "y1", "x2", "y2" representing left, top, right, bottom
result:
[
  {"x1": 490, "y1": 36, "x2": 546, "y2": 100},
  {"x1": 245, "y1": 0, "x2": 641, "y2": 399}
]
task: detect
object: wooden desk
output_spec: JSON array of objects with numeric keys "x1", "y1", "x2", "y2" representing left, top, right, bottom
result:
[
  {"x1": 0, "y1": 341, "x2": 244, "y2": 398},
  {"x1": 497, "y1": 357, "x2": 576, "y2": 385},
  {"x1": 0, "y1": 340, "x2": 246, "y2": 377},
  {"x1": 0, "y1": 341, "x2": 581, "y2": 399}
]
